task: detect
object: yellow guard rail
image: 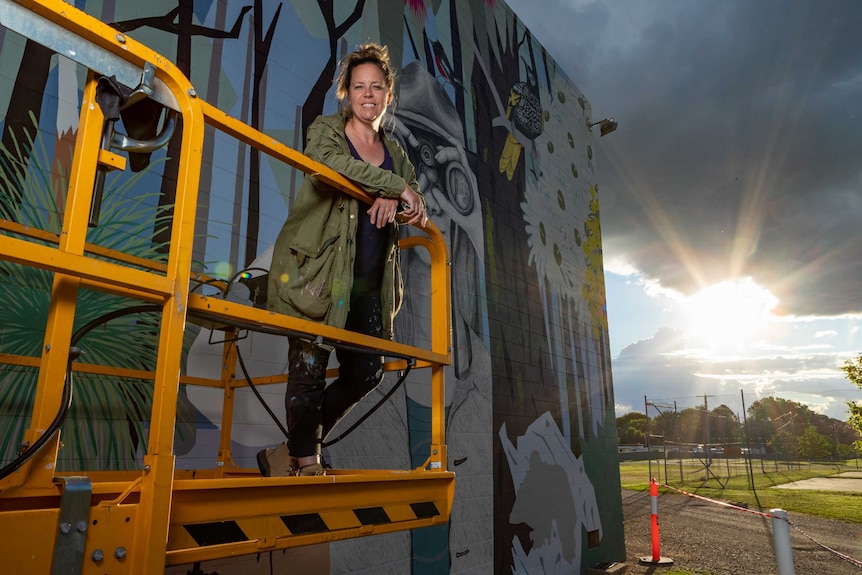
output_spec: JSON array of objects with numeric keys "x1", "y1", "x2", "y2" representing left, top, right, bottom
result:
[{"x1": 0, "y1": 0, "x2": 453, "y2": 572}]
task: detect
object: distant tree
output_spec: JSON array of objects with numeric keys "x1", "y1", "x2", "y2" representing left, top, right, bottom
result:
[
  {"x1": 675, "y1": 407, "x2": 706, "y2": 445},
  {"x1": 797, "y1": 425, "x2": 832, "y2": 459},
  {"x1": 709, "y1": 404, "x2": 739, "y2": 444},
  {"x1": 841, "y1": 355, "x2": 862, "y2": 451},
  {"x1": 837, "y1": 442, "x2": 859, "y2": 459},
  {"x1": 769, "y1": 429, "x2": 796, "y2": 459},
  {"x1": 809, "y1": 412, "x2": 833, "y2": 439},
  {"x1": 748, "y1": 397, "x2": 806, "y2": 445},
  {"x1": 622, "y1": 426, "x2": 645, "y2": 446},
  {"x1": 651, "y1": 410, "x2": 679, "y2": 443},
  {"x1": 744, "y1": 394, "x2": 861, "y2": 460},
  {"x1": 833, "y1": 420, "x2": 860, "y2": 447},
  {"x1": 748, "y1": 397, "x2": 808, "y2": 426},
  {"x1": 616, "y1": 412, "x2": 646, "y2": 445}
]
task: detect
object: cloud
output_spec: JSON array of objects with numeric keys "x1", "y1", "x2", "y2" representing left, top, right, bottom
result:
[
  {"x1": 504, "y1": 0, "x2": 862, "y2": 420},
  {"x1": 616, "y1": 326, "x2": 686, "y2": 360},
  {"x1": 612, "y1": 326, "x2": 859, "y2": 420},
  {"x1": 509, "y1": 0, "x2": 862, "y2": 317}
]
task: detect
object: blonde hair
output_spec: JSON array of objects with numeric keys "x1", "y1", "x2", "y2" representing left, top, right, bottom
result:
[{"x1": 335, "y1": 43, "x2": 396, "y2": 116}]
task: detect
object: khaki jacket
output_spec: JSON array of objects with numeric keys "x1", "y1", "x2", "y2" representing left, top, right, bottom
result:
[{"x1": 267, "y1": 110, "x2": 423, "y2": 340}]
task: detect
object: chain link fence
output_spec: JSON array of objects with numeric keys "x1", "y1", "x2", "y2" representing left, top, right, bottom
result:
[{"x1": 621, "y1": 448, "x2": 862, "y2": 486}]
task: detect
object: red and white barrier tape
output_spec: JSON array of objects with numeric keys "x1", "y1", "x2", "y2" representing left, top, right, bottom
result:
[
  {"x1": 786, "y1": 519, "x2": 862, "y2": 569},
  {"x1": 657, "y1": 483, "x2": 862, "y2": 569},
  {"x1": 658, "y1": 483, "x2": 773, "y2": 518}
]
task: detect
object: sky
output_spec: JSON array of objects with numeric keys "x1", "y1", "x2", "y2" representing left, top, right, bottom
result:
[{"x1": 503, "y1": 0, "x2": 862, "y2": 421}]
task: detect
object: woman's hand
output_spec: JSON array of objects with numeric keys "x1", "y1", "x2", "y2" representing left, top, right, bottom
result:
[
  {"x1": 368, "y1": 197, "x2": 401, "y2": 229},
  {"x1": 398, "y1": 185, "x2": 427, "y2": 227},
  {"x1": 367, "y1": 186, "x2": 427, "y2": 229}
]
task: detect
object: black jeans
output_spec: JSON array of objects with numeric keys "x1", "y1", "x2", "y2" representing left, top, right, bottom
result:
[{"x1": 285, "y1": 292, "x2": 385, "y2": 457}]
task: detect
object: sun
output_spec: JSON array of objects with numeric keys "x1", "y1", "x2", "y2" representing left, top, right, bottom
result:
[{"x1": 682, "y1": 278, "x2": 779, "y2": 352}]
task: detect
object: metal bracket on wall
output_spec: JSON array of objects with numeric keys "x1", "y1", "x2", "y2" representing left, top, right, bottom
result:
[
  {"x1": 0, "y1": 0, "x2": 179, "y2": 111},
  {"x1": 51, "y1": 476, "x2": 92, "y2": 575}
]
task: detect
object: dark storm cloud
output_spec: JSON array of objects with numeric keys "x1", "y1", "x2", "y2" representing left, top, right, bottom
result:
[{"x1": 507, "y1": 0, "x2": 862, "y2": 317}]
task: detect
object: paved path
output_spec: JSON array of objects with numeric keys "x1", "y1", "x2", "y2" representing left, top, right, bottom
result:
[{"x1": 773, "y1": 472, "x2": 862, "y2": 492}]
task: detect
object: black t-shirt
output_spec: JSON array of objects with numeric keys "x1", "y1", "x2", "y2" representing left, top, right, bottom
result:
[{"x1": 345, "y1": 135, "x2": 394, "y2": 297}]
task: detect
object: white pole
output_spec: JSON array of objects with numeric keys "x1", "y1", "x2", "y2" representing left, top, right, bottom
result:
[{"x1": 771, "y1": 508, "x2": 795, "y2": 575}]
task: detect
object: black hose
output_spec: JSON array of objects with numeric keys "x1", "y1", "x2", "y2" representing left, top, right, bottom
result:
[
  {"x1": 0, "y1": 297, "x2": 416, "y2": 479},
  {"x1": 235, "y1": 341, "x2": 290, "y2": 440},
  {"x1": 234, "y1": 340, "x2": 415, "y2": 448},
  {"x1": 0, "y1": 304, "x2": 160, "y2": 481},
  {"x1": 0, "y1": 347, "x2": 81, "y2": 479},
  {"x1": 322, "y1": 359, "x2": 414, "y2": 448}
]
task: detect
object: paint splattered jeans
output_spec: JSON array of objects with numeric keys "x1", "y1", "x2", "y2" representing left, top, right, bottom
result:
[{"x1": 285, "y1": 293, "x2": 385, "y2": 458}]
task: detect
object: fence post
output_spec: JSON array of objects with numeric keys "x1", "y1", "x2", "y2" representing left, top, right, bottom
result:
[
  {"x1": 771, "y1": 509, "x2": 795, "y2": 575},
  {"x1": 638, "y1": 478, "x2": 674, "y2": 566}
]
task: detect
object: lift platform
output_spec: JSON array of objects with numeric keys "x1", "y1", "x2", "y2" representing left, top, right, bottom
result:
[{"x1": 0, "y1": 0, "x2": 454, "y2": 572}]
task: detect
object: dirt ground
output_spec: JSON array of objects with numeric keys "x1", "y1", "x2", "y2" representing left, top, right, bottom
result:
[{"x1": 620, "y1": 489, "x2": 862, "y2": 574}]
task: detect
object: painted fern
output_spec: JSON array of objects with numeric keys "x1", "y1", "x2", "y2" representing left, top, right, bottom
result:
[{"x1": 0, "y1": 116, "x2": 198, "y2": 471}]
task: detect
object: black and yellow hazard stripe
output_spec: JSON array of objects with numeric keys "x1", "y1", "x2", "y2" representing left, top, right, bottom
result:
[{"x1": 168, "y1": 501, "x2": 441, "y2": 550}]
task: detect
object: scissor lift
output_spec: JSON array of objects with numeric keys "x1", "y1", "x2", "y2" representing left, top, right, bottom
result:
[{"x1": 0, "y1": 0, "x2": 454, "y2": 572}]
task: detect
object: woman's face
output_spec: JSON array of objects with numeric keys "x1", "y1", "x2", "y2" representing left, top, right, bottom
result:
[{"x1": 347, "y1": 62, "x2": 392, "y2": 126}]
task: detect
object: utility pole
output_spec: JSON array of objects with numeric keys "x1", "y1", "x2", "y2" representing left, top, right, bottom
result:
[
  {"x1": 704, "y1": 394, "x2": 710, "y2": 466},
  {"x1": 702, "y1": 394, "x2": 723, "y2": 485},
  {"x1": 741, "y1": 389, "x2": 756, "y2": 493},
  {"x1": 645, "y1": 395, "x2": 651, "y2": 480}
]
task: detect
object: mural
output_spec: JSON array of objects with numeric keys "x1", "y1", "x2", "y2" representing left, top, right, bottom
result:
[{"x1": 0, "y1": 0, "x2": 624, "y2": 573}]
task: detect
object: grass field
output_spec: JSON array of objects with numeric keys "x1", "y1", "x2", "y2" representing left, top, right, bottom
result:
[{"x1": 619, "y1": 458, "x2": 862, "y2": 523}]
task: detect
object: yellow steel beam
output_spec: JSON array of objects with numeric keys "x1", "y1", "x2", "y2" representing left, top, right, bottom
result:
[
  {"x1": 0, "y1": 353, "x2": 39, "y2": 368},
  {"x1": 399, "y1": 234, "x2": 452, "y2": 358},
  {"x1": 0, "y1": 353, "x2": 430, "y2": 389},
  {"x1": 128, "y1": 30, "x2": 204, "y2": 575},
  {"x1": 216, "y1": 331, "x2": 240, "y2": 475},
  {"x1": 0, "y1": 508, "x2": 59, "y2": 573},
  {"x1": 5, "y1": 69, "x2": 107, "y2": 493},
  {"x1": 97, "y1": 148, "x2": 127, "y2": 172},
  {"x1": 0, "y1": 219, "x2": 166, "y2": 273},
  {"x1": 187, "y1": 293, "x2": 449, "y2": 366},
  {"x1": 81, "y1": 503, "x2": 139, "y2": 574},
  {"x1": 0, "y1": 353, "x2": 221, "y2": 390},
  {"x1": 0, "y1": 235, "x2": 174, "y2": 299},
  {"x1": 1, "y1": 468, "x2": 453, "y2": 569},
  {"x1": 163, "y1": 471, "x2": 454, "y2": 565}
]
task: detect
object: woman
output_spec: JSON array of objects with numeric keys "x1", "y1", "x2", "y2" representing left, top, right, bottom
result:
[{"x1": 259, "y1": 43, "x2": 427, "y2": 476}]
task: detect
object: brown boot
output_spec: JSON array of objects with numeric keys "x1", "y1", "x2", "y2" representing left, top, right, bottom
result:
[
  {"x1": 297, "y1": 462, "x2": 324, "y2": 476},
  {"x1": 257, "y1": 443, "x2": 297, "y2": 477}
]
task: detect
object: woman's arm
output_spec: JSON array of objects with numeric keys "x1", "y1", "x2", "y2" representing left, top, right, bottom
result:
[{"x1": 305, "y1": 116, "x2": 407, "y2": 199}]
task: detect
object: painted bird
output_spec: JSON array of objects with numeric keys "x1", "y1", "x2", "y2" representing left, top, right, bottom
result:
[
  {"x1": 499, "y1": 66, "x2": 543, "y2": 180},
  {"x1": 431, "y1": 39, "x2": 463, "y2": 89}
]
